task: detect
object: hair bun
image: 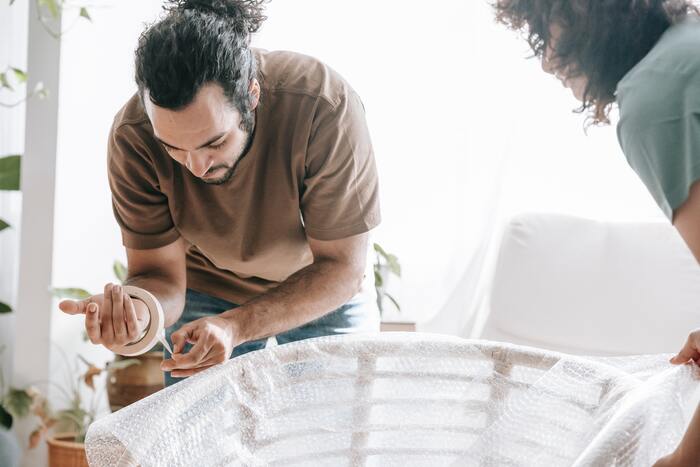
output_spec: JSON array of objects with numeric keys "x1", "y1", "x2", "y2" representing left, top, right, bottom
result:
[{"x1": 168, "y1": 0, "x2": 267, "y2": 33}]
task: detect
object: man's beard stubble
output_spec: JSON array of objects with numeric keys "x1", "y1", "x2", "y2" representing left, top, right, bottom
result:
[{"x1": 201, "y1": 115, "x2": 256, "y2": 185}]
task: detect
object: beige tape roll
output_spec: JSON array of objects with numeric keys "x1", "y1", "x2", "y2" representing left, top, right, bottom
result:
[{"x1": 110, "y1": 285, "x2": 165, "y2": 357}]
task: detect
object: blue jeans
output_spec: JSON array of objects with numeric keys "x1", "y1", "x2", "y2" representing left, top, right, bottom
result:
[{"x1": 163, "y1": 289, "x2": 379, "y2": 386}]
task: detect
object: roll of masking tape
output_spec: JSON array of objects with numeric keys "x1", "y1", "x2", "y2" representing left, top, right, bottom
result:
[{"x1": 111, "y1": 285, "x2": 166, "y2": 356}]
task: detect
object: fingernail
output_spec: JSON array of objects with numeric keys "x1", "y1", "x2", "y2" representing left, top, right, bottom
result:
[{"x1": 88, "y1": 304, "x2": 96, "y2": 313}]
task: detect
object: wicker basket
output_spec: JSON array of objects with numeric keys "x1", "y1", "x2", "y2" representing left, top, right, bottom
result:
[
  {"x1": 107, "y1": 351, "x2": 164, "y2": 412},
  {"x1": 47, "y1": 433, "x2": 88, "y2": 467}
]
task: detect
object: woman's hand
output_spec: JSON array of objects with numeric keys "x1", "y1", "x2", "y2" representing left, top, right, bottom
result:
[{"x1": 670, "y1": 329, "x2": 700, "y2": 365}]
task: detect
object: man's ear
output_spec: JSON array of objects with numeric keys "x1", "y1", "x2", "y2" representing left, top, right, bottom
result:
[{"x1": 249, "y1": 79, "x2": 261, "y2": 110}]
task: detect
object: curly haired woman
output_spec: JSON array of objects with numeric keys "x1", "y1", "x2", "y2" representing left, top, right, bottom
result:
[{"x1": 494, "y1": 1, "x2": 700, "y2": 465}]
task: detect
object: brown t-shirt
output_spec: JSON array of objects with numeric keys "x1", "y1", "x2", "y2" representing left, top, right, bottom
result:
[{"x1": 108, "y1": 49, "x2": 381, "y2": 305}]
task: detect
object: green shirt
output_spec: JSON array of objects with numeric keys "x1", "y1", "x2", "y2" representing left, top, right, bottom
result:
[{"x1": 617, "y1": 19, "x2": 700, "y2": 219}]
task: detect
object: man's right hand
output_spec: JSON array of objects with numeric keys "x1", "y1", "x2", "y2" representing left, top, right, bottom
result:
[{"x1": 58, "y1": 283, "x2": 150, "y2": 352}]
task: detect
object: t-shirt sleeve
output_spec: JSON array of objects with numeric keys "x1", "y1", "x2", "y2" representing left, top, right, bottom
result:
[
  {"x1": 300, "y1": 92, "x2": 381, "y2": 240},
  {"x1": 617, "y1": 71, "x2": 700, "y2": 220},
  {"x1": 108, "y1": 123, "x2": 180, "y2": 249}
]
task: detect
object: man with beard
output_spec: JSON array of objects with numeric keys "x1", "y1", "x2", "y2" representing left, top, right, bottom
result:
[{"x1": 59, "y1": 0, "x2": 381, "y2": 386}]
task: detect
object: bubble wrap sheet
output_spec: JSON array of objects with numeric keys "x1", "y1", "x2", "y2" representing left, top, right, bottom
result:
[{"x1": 85, "y1": 332, "x2": 700, "y2": 466}]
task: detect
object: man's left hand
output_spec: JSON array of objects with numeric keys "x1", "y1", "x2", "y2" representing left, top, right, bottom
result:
[{"x1": 161, "y1": 315, "x2": 241, "y2": 377}]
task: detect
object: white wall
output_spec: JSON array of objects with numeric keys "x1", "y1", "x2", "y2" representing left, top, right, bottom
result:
[{"x1": 253, "y1": 0, "x2": 663, "y2": 324}]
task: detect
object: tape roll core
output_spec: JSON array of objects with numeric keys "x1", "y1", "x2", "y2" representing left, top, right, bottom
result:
[{"x1": 110, "y1": 286, "x2": 165, "y2": 356}]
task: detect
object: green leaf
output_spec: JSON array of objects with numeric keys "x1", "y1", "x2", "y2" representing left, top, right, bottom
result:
[
  {"x1": 39, "y1": 0, "x2": 60, "y2": 19},
  {"x1": 33, "y1": 82, "x2": 48, "y2": 99},
  {"x1": 0, "y1": 155, "x2": 21, "y2": 191},
  {"x1": 373, "y1": 269, "x2": 383, "y2": 288},
  {"x1": 385, "y1": 293, "x2": 401, "y2": 313},
  {"x1": 79, "y1": 7, "x2": 91, "y2": 21},
  {"x1": 55, "y1": 407, "x2": 87, "y2": 433},
  {"x1": 0, "y1": 73, "x2": 11, "y2": 91},
  {"x1": 3, "y1": 388, "x2": 33, "y2": 419},
  {"x1": 373, "y1": 243, "x2": 401, "y2": 277},
  {"x1": 0, "y1": 302, "x2": 11, "y2": 314},
  {"x1": 113, "y1": 260, "x2": 127, "y2": 283},
  {"x1": 0, "y1": 405, "x2": 12, "y2": 430},
  {"x1": 50, "y1": 288, "x2": 91, "y2": 300},
  {"x1": 0, "y1": 218, "x2": 9, "y2": 231},
  {"x1": 373, "y1": 243, "x2": 388, "y2": 257},
  {"x1": 387, "y1": 255, "x2": 402, "y2": 277},
  {"x1": 10, "y1": 68, "x2": 27, "y2": 84}
]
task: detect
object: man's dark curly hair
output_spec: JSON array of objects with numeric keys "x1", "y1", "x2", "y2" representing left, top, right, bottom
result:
[
  {"x1": 135, "y1": 0, "x2": 268, "y2": 132},
  {"x1": 494, "y1": 0, "x2": 698, "y2": 124}
]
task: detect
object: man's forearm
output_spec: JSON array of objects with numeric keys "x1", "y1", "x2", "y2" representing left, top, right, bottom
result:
[
  {"x1": 124, "y1": 272, "x2": 186, "y2": 327},
  {"x1": 223, "y1": 258, "x2": 364, "y2": 344}
]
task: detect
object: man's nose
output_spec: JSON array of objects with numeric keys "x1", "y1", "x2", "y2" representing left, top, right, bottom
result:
[{"x1": 186, "y1": 153, "x2": 213, "y2": 177}]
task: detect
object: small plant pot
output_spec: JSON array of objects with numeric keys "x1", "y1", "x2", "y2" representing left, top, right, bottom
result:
[
  {"x1": 47, "y1": 433, "x2": 88, "y2": 467},
  {"x1": 380, "y1": 321, "x2": 416, "y2": 332},
  {"x1": 107, "y1": 351, "x2": 164, "y2": 412}
]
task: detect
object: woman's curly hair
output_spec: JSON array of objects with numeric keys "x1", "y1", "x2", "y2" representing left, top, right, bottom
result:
[
  {"x1": 494, "y1": 0, "x2": 698, "y2": 124},
  {"x1": 135, "y1": 0, "x2": 268, "y2": 131}
]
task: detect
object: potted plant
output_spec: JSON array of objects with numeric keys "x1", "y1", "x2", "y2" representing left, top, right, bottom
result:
[
  {"x1": 52, "y1": 260, "x2": 165, "y2": 412},
  {"x1": 22, "y1": 353, "x2": 136, "y2": 467},
  {"x1": 373, "y1": 243, "x2": 401, "y2": 315},
  {"x1": 373, "y1": 243, "x2": 414, "y2": 331}
]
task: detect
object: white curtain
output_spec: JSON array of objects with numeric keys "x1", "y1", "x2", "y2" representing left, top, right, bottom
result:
[{"x1": 254, "y1": 0, "x2": 665, "y2": 334}]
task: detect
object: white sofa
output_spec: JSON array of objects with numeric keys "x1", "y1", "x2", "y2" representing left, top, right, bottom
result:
[{"x1": 480, "y1": 213, "x2": 700, "y2": 356}]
